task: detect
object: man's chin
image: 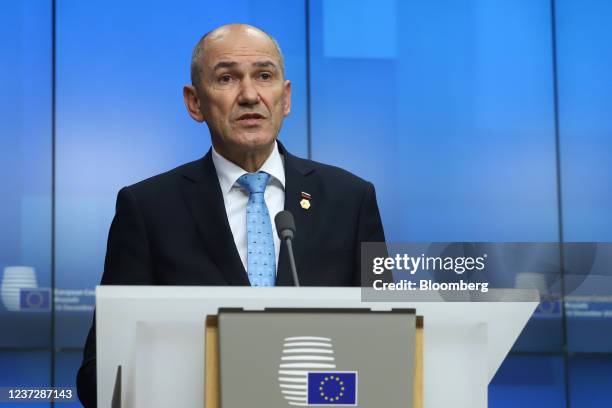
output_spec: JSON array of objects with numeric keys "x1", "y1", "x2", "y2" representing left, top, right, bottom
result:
[{"x1": 234, "y1": 133, "x2": 277, "y2": 151}]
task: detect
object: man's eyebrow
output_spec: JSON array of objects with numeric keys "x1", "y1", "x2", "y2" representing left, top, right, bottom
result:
[
  {"x1": 212, "y1": 60, "x2": 278, "y2": 71},
  {"x1": 212, "y1": 61, "x2": 238, "y2": 71},
  {"x1": 253, "y1": 60, "x2": 278, "y2": 70}
]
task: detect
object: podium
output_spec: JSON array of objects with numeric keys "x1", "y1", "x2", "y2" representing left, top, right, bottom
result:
[{"x1": 96, "y1": 286, "x2": 538, "y2": 408}]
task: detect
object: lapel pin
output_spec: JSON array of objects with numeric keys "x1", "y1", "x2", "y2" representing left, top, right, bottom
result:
[{"x1": 300, "y1": 191, "x2": 311, "y2": 210}]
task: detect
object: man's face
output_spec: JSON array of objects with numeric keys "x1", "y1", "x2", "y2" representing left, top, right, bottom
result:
[{"x1": 194, "y1": 28, "x2": 291, "y2": 156}]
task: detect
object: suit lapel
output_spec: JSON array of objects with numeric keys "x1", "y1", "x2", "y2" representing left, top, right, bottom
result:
[
  {"x1": 276, "y1": 143, "x2": 315, "y2": 286},
  {"x1": 179, "y1": 151, "x2": 249, "y2": 285}
]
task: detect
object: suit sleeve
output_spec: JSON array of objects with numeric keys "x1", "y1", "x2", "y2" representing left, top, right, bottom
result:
[
  {"x1": 77, "y1": 187, "x2": 154, "y2": 408},
  {"x1": 354, "y1": 182, "x2": 390, "y2": 286}
]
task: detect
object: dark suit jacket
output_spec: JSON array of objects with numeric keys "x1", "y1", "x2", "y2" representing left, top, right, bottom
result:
[{"x1": 76, "y1": 143, "x2": 385, "y2": 407}]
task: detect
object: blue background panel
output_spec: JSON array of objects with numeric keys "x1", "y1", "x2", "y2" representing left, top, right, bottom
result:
[
  {"x1": 557, "y1": 0, "x2": 612, "y2": 242},
  {"x1": 0, "y1": 352, "x2": 50, "y2": 408},
  {"x1": 556, "y1": 0, "x2": 612, "y2": 352},
  {"x1": 0, "y1": 0, "x2": 52, "y2": 348},
  {"x1": 568, "y1": 355, "x2": 612, "y2": 407},
  {"x1": 0, "y1": 312, "x2": 51, "y2": 348},
  {"x1": 310, "y1": 0, "x2": 558, "y2": 243},
  {"x1": 489, "y1": 355, "x2": 566, "y2": 408}
]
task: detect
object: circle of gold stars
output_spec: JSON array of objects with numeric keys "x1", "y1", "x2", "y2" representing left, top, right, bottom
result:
[{"x1": 318, "y1": 376, "x2": 345, "y2": 401}]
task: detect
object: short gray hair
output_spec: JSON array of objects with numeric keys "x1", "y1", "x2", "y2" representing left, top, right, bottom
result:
[{"x1": 190, "y1": 24, "x2": 285, "y2": 87}]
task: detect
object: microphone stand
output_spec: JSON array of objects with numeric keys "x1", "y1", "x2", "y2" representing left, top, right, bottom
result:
[{"x1": 284, "y1": 237, "x2": 300, "y2": 287}]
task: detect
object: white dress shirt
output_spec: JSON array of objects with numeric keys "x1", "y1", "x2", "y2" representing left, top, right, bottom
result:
[{"x1": 211, "y1": 142, "x2": 285, "y2": 274}]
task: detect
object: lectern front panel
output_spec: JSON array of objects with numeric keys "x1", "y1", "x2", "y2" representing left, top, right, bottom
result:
[{"x1": 216, "y1": 309, "x2": 417, "y2": 408}]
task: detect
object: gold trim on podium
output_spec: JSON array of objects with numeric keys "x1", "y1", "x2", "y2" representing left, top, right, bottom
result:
[
  {"x1": 205, "y1": 315, "x2": 220, "y2": 408},
  {"x1": 414, "y1": 316, "x2": 424, "y2": 408}
]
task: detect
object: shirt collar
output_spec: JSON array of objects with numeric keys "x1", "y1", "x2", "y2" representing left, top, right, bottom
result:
[{"x1": 211, "y1": 141, "x2": 286, "y2": 194}]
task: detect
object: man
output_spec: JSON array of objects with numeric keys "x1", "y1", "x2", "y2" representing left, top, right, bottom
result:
[{"x1": 77, "y1": 24, "x2": 385, "y2": 407}]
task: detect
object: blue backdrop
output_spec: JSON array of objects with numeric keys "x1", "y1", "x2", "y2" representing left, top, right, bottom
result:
[{"x1": 1, "y1": 1, "x2": 611, "y2": 407}]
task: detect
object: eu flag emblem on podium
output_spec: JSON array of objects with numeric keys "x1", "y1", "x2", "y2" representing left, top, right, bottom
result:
[{"x1": 307, "y1": 372, "x2": 357, "y2": 405}]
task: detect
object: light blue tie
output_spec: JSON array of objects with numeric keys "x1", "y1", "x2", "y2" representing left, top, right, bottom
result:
[{"x1": 237, "y1": 172, "x2": 276, "y2": 286}]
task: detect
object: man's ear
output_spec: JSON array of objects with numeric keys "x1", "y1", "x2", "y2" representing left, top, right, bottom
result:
[
  {"x1": 282, "y1": 80, "x2": 292, "y2": 116},
  {"x1": 183, "y1": 85, "x2": 205, "y2": 122}
]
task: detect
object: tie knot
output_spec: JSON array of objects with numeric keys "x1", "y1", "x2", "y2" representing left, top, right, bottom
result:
[{"x1": 238, "y1": 172, "x2": 270, "y2": 194}]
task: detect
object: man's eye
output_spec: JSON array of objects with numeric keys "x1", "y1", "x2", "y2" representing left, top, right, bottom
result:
[
  {"x1": 219, "y1": 74, "x2": 232, "y2": 83},
  {"x1": 259, "y1": 72, "x2": 272, "y2": 80}
]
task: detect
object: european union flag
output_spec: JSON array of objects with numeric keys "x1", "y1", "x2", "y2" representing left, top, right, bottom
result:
[
  {"x1": 307, "y1": 372, "x2": 357, "y2": 405},
  {"x1": 20, "y1": 289, "x2": 50, "y2": 311}
]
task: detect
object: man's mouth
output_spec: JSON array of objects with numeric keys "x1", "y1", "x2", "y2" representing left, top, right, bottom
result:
[{"x1": 236, "y1": 113, "x2": 266, "y2": 125}]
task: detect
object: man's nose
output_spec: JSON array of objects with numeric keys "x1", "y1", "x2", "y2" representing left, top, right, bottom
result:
[{"x1": 237, "y1": 78, "x2": 259, "y2": 105}]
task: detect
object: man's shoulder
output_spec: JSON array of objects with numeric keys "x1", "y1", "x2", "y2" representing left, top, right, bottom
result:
[
  {"x1": 122, "y1": 157, "x2": 205, "y2": 197},
  {"x1": 293, "y1": 155, "x2": 372, "y2": 192}
]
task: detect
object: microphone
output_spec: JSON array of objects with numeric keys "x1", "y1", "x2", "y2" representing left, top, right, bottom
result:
[{"x1": 274, "y1": 211, "x2": 300, "y2": 286}]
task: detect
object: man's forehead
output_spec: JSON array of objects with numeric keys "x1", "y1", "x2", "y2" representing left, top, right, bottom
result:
[
  {"x1": 204, "y1": 30, "x2": 280, "y2": 66},
  {"x1": 210, "y1": 46, "x2": 277, "y2": 60}
]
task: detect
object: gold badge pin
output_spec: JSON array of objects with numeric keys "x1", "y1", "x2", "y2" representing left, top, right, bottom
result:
[{"x1": 300, "y1": 198, "x2": 311, "y2": 210}]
